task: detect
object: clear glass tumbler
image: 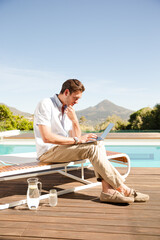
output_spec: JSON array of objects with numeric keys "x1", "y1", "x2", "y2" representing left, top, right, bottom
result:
[{"x1": 49, "y1": 189, "x2": 58, "y2": 207}]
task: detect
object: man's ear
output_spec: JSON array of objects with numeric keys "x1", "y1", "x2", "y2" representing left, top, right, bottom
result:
[{"x1": 64, "y1": 89, "x2": 70, "y2": 96}]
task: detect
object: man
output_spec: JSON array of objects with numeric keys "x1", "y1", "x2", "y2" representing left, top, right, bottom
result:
[{"x1": 34, "y1": 79, "x2": 149, "y2": 203}]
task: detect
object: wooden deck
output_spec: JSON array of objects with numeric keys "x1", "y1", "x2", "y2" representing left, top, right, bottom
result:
[{"x1": 0, "y1": 167, "x2": 160, "y2": 240}]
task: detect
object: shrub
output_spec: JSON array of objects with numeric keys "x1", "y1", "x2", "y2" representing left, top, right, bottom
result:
[{"x1": 0, "y1": 104, "x2": 33, "y2": 131}]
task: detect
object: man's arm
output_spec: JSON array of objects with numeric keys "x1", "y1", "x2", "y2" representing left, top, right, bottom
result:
[
  {"x1": 69, "y1": 117, "x2": 81, "y2": 138},
  {"x1": 65, "y1": 105, "x2": 81, "y2": 138},
  {"x1": 39, "y1": 124, "x2": 98, "y2": 145},
  {"x1": 39, "y1": 125, "x2": 75, "y2": 144}
]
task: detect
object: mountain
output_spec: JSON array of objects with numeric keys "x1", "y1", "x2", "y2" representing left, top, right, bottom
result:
[
  {"x1": 0, "y1": 103, "x2": 32, "y2": 119},
  {"x1": 76, "y1": 99, "x2": 133, "y2": 124},
  {"x1": 1, "y1": 99, "x2": 133, "y2": 124}
]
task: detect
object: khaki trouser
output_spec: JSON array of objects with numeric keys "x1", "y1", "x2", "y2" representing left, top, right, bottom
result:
[{"x1": 39, "y1": 141, "x2": 124, "y2": 189}]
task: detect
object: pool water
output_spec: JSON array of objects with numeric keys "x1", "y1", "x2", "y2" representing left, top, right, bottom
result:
[
  {"x1": 0, "y1": 144, "x2": 160, "y2": 167},
  {"x1": 106, "y1": 145, "x2": 160, "y2": 167},
  {"x1": 0, "y1": 145, "x2": 36, "y2": 155}
]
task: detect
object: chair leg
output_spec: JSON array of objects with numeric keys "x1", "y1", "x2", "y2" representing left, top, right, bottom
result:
[
  {"x1": 81, "y1": 163, "x2": 84, "y2": 180},
  {"x1": 0, "y1": 181, "x2": 101, "y2": 210}
]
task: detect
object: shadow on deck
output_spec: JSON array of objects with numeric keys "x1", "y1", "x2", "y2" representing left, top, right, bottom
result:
[{"x1": 0, "y1": 167, "x2": 160, "y2": 240}]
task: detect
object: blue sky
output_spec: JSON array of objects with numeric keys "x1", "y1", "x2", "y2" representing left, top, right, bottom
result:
[{"x1": 0, "y1": 0, "x2": 160, "y2": 114}]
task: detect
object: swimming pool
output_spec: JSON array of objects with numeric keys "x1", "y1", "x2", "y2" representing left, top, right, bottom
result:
[
  {"x1": 0, "y1": 144, "x2": 160, "y2": 167},
  {"x1": 106, "y1": 145, "x2": 160, "y2": 167},
  {"x1": 0, "y1": 145, "x2": 36, "y2": 155}
]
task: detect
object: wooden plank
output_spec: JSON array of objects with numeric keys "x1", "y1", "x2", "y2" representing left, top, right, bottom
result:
[
  {"x1": 0, "y1": 167, "x2": 159, "y2": 240},
  {"x1": 0, "y1": 237, "x2": 45, "y2": 240},
  {"x1": 9, "y1": 228, "x2": 160, "y2": 240},
  {"x1": 0, "y1": 219, "x2": 160, "y2": 235},
  {"x1": 0, "y1": 215, "x2": 159, "y2": 228}
]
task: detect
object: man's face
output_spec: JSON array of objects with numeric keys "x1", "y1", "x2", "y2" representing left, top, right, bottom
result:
[{"x1": 65, "y1": 90, "x2": 82, "y2": 106}]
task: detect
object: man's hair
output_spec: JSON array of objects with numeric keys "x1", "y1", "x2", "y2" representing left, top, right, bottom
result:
[{"x1": 60, "y1": 79, "x2": 85, "y2": 94}]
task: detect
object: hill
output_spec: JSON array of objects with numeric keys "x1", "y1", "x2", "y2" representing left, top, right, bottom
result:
[
  {"x1": 1, "y1": 99, "x2": 133, "y2": 124},
  {"x1": 0, "y1": 103, "x2": 32, "y2": 119},
  {"x1": 76, "y1": 99, "x2": 133, "y2": 124}
]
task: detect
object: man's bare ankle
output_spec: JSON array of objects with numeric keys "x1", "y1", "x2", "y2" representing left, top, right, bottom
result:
[
  {"x1": 117, "y1": 186, "x2": 131, "y2": 196},
  {"x1": 103, "y1": 189, "x2": 115, "y2": 195}
]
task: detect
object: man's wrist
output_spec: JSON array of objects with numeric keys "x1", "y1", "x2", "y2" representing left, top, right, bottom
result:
[{"x1": 73, "y1": 137, "x2": 79, "y2": 144}]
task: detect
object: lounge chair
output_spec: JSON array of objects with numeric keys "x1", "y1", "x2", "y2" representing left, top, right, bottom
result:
[
  {"x1": 0, "y1": 130, "x2": 20, "y2": 141},
  {"x1": 0, "y1": 150, "x2": 130, "y2": 210}
]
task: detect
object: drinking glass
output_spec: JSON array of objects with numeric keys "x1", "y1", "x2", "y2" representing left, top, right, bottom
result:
[{"x1": 49, "y1": 189, "x2": 58, "y2": 207}]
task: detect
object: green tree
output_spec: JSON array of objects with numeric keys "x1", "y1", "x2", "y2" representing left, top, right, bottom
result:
[
  {"x1": 0, "y1": 104, "x2": 33, "y2": 131},
  {"x1": 79, "y1": 116, "x2": 95, "y2": 132},
  {"x1": 150, "y1": 104, "x2": 160, "y2": 130},
  {"x1": 79, "y1": 116, "x2": 87, "y2": 124},
  {"x1": 0, "y1": 105, "x2": 15, "y2": 131},
  {"x1": 0, "y1": 105, "x2": 13, "y2": 121},
  {"x1": 127, "y1": 105, "x2": 160, "y2": 130},
  {"x1": 95, "y1": 115, "x2": 128, "y2": 131},
  {"x1": 127, "y1": 107, "x2": 152, "y2": 130}
]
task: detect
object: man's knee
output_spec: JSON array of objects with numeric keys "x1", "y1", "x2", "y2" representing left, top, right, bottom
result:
[{"x1": 86, "y1": 142, "x2": 99, "y2": 158}]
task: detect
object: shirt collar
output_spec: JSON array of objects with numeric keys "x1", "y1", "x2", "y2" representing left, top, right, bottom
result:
[{"x1": 53, "y1": 94, "x2": 67, "y2": 111}]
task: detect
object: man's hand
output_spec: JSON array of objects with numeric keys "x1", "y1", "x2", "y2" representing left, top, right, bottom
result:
[
  {"x1": 79, "y1": 133, "x2": 98, "y2": 143},
  {"x1": 65, "y1": 105, "x2": 78, "y2": 122}
]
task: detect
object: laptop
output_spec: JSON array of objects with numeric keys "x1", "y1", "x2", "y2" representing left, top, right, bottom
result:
[{"x1": 87, "y1": 122, "x2": 114, "y2": 143}]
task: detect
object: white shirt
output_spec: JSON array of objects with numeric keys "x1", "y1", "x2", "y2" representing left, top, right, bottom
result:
[{"x1": 34, "y1": 94, "x2": 72, "y2": 158}]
